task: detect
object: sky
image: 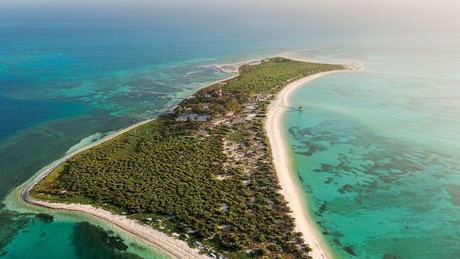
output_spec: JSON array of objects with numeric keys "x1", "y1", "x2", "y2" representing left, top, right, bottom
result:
[{"x1": 0, "y1": 0, "x2": 459, "y2": 32}]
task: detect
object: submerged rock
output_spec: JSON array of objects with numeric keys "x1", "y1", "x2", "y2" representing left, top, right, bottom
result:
[{"x1": 35, "y1": 213, "x2": 54, "y2": 223}]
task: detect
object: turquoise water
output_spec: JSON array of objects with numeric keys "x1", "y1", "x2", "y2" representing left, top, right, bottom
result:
[
  {"x1": 284, "y1": 38, "x2": 460, "y2": 258},
  {"x1": 1, "y1": 2, "x2": 460, "y2": 258},
  {"x1": 0, "y1": 206, "x2": 168, "y2": 259},
  {"x1": 0, "y1": 6, "x2": 333, "y2": 258}
]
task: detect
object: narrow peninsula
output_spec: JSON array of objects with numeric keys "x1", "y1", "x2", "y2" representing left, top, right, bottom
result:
[{"x1": 26, "y1": 58, "x2": 344, "y2": 258}]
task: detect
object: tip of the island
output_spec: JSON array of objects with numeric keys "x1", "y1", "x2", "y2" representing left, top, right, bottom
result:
[{"x1": 25, "y1": 57, "x2": 346, "y2": 259}]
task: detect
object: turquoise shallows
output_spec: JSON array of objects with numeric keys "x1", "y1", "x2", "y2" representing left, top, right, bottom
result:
[
  {"x1": 284, "y1": 47, "x2": 460, "y2": 258},
  {"x1": 1, "y1": 7, "x2": 460, "y2": 258}
]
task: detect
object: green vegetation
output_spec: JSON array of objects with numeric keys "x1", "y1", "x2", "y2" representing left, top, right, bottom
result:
[{"x1": 31, "y1": 58, "x2": 343, "y2": 258}]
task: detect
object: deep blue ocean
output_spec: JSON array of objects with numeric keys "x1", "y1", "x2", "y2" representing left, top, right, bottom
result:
[{"x1": 1, "y1": 2, "x2": 459, "y2": 258}]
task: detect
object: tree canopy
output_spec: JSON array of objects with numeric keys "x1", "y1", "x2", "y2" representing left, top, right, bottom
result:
[{"x1": 31, "y1": 58, "x2": 343, "y2": 258}]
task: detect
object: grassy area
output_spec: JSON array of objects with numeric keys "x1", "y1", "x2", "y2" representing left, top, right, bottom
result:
[{"x1": 31, "y1": 58, "x2": 344, "y2": 258}]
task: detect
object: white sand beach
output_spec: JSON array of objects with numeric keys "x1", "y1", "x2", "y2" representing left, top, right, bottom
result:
[
  {"x1": 23, "y1": 197, "x2": 204, "y2": 259},
  {"x1": 19, "y1": 72, "x2": 240, "y2": 259},
  {"x1": 265, "y1": 71, "x2": 343, "y2": 259},
  {"x1": 20, "y1": 59, "x2": 351, "y2": 259},
  {"x1": 20, "y1": 117, "x2": 205, "y2": 259}
]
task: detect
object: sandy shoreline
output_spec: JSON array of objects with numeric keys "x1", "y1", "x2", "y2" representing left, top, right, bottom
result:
[
  {"x1": 265, "y1": 71, "x2": 345, "y2": 259},
  {"x1": 20, "y1": 119, "x2": 206, "y2": 259},
  {"x1": 19, "y1": 58, "x2": 353, "y2": 258},
  {"x1": 19, "y1": 70, "x2": 241, "y2": 259},
  {"x1": 22, "y1": 197, "x2": 203, "y2": 258}
]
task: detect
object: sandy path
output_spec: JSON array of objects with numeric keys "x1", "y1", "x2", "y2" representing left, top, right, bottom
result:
[{"x1": 21, "y1": 59, "x2": 355, "y2": 258}]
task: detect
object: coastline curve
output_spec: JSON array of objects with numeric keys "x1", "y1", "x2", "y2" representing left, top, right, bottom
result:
[
  {"x1": 17, "y1": 68, "x2": 240, "y2": 259},
  {"x1": 265, "y1": 70, "x2": 351, "y2": 259},
  {"x1": 17, "y1": 58, "x2": 352, "y2": 258}
]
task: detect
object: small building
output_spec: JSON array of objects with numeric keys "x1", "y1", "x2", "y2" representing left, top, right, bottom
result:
[
  {"x1": 177, "y1": 113, "x2": 198, "y2": 122},
  {"x1": 177, "y1": 113, "x2": 210, "y2": 122},
  {"x1": 198, "y1": 115, "x2": 211, "y2": 122}
]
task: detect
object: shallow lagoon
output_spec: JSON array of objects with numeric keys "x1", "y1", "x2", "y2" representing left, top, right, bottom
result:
[
  {"x1": 285, "y1": 44, "x2": 460, "y2": 258},
  {"x1": 1, "y1": 5, "x2": 459, "y2": 258}
]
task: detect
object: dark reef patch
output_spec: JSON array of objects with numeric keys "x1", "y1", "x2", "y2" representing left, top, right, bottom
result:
[
  {"x1": 71, "y1": 222, "x2": 142, "y2": 259},
  {"x1": 447, "y1": 184, "x2": 460, "y2": 207},
  {"x1": 35, "y1": 213, "x2": 54, "y2": 223},
  {"x1": 343, "y1": 245, "x2": 358, "y2": 256},
  {"x1": 0, "y1": 210, "x2": 33, "y2": 251},
  {"x1": 313, "y1": 163, "x2": 339, "y2": 176},
  {"x1": 337, "y1": 184, "x2": 355, "y2": 194},
  {"x1": 298, "y1": 175, "x2": 304, "y2": 183},
  {"x1": 324, "y1": 177, "x2": 333, "y2": 184},
  {"x1": 315, "y1": 202, "x2": 327, "y2": 216}
]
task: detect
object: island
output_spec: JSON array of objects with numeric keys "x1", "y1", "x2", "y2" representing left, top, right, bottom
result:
[{"x1": 25, "y1": 57, "x2": 344, "y2": 258}]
